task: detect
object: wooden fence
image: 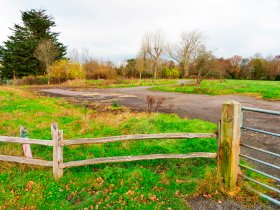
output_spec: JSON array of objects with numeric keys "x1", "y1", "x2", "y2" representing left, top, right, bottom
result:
[{"x1": 0, "y1": 101, "x2": 241, "y2": 192}]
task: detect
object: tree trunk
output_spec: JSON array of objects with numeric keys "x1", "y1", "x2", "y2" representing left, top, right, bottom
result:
[
  {"x1": 153, "y1": 63, "x2": 157, "y2": 79},
  {"x1": 196, "y1": 71, "x2": 202, "y2": 86},
  {"x1": 184, "y1": 61, "x2": 189, "y2": 78}
]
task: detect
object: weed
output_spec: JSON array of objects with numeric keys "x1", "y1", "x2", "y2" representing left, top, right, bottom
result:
[{"x1": 112, "y1": 101, "x2": 119, "y2": 108}]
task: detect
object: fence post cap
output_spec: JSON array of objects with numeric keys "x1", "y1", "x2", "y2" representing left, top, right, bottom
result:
[{"x1": 223, "y1": 100, "x2": 241, "y2": 105}]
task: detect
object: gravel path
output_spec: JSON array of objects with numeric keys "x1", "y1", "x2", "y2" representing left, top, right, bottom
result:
[{"x1": 39, "y1": 86, "x2": 280, "y2": 209}]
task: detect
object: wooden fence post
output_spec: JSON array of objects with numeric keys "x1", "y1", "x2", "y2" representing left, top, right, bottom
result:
[
  {"x1": 51, "y1": 123, "x2": 63, "y2": 180},
  {"x1": 218, "y1": 100, "x2": 241, "y2": 192},
  {"x1": 20, "y1": 126, "x2": 32, "y2": 158}
]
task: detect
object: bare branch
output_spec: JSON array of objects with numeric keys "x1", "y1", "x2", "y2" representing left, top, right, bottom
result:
[
  {"x1": 34, "y1": 39, "x2": 59, "y2": 84},
  {"x1": 140, "y1": 31, "x2": 165, "y2": 79},
  {"x1": 168, "y1": 30, "x2": 203, "y2": 77}
]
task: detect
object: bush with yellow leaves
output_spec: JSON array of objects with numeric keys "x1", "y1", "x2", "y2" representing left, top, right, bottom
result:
[{"x1": 49, "y1": 59, "x2": 85, "y2": 83}]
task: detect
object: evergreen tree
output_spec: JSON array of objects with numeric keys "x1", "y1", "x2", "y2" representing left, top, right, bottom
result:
[{"x1": 0, "y1": 9, "x2": 66, "y2": 79}]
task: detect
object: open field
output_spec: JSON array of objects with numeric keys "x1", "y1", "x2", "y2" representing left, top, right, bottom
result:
[
  {"x1": 0, "y1": 87, "x2": 218, "y2": 209},
  {"x1": 0, "y1": 87, "x2": 277, "y2": 209},
  {"x1": 19, "y1": 79, "x2": 179, "y2": 89},
  {"x1": 151, "y1": 79, "x2": 280, "y2": 100},
  {"x1": 22, "y1": 79, "x2": 280, "y2": 100}
]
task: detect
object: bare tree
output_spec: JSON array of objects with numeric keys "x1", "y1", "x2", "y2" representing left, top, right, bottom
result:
[
  {"x1": 34, "y1": 39, "x2": 59, "y2": 84},
  {"x1": 193, "y1": 45, "x2": 215, "y2": 86},
  {"x1": 68, "y1": 48, "x2": 90, "y2": 64},
  {"x1": 141, "y1": 31, "x2": 165, "y2": 79},
  {"x1": 167, "y1": 31, "x2": 203, "y2": 77},
  {"x1": 136, "y1": 45, "x2": 148, "y2": 80}
]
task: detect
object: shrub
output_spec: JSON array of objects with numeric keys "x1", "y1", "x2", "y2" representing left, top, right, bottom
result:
[
  {"x1": 49, "y1": 59, "x2": 85, "y2": 83},
  {"x1": 49, "y1": 59, "x2": 68, "y2": 83},
  {"x1": 161, "y1": 67, "x2": 180, "y2": 79},
  {"x1": 84, "y1": 60, "x2": 117, "y2": 79},
  {"x1": 67, "y1": 62, "x2": 85, "y2": 80},
  {"x1": 14, "y1": 75, "x2": 48, "y2": 85},
  {"x1": 275, "y1": 75, "x2": 280, "y2": 81}
]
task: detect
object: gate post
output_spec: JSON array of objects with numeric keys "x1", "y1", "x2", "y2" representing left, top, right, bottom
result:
[
  {"x1": 51, "y1": 123, "x2": 64, "y2": 180},
  {"x1": 218, "y1": 101, "x2": 241, "y2": 192}
]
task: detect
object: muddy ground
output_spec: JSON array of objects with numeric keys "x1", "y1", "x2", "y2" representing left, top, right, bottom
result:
[{"x1": 37, "y1": 86, "x2": 280, "y2": 209}]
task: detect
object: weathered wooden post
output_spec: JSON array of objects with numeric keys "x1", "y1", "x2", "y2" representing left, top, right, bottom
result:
[
  {"x1": 20, "y1": 126, "x2": 32, "y2": 158},
  {"x1": 218, "y1": 100, "x2": 241, "y2": 192},
  {"x1": 51, "y1": 123, "x2": 63, "y2": 180}
]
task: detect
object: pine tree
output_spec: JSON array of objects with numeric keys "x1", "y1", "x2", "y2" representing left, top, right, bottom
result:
[{"x1": 0, "y1": 9, "x2": 66, "y2": 79}]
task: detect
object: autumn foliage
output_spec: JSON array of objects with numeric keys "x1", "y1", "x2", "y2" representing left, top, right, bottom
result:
[{"x1": 49, "y1": 59, "x2": 85, "y2": 83}]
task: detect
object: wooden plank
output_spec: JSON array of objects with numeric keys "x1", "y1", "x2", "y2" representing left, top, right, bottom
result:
[
  {"x1": 0, "y1": 155, "x2": 52, "y2": 167},
  {"x1": 20, "y1": 126, "x2": 33, "y2": 158},
  {"x1": 63, "y1": 133, "x2": 217, "y2": 146},
  {"x1": 62, "y1": 152, "x2": 217, "y2": 168},
  {"x1": 52, "y1": 124, "x2": 64, "y2": 180},
  {"x1": 0, "y1": 136, "x2": 53, "y2": 146},
  {"x1": 218, "y1": 100, "x2": 241, "y2": 192}
]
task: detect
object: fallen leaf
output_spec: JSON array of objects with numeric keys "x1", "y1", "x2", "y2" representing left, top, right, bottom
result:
[
  {"x1": 149, "y1": 195, "x2": 159, "y2": 202},
  {"x1": 96, "y1": 177, "x2": 104, "y2": 187},
  {"x1": 203, "y1": 193, "x2": 212, "y2": 198},
  {"x1": 176, "y1": 179, "x2": 188, "y2": 183},
  {"x1": 25, "y1": 181, "x2": 34, "y2": 191},
  {"x1": 125, "y1": 190, "x2": 134, "y2": 196},
  {"x1": 65, "y1": 184, "x2": 70, "y2": 191}
]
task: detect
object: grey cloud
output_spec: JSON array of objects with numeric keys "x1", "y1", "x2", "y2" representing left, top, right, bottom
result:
[{"x1": 0, "y1": 0, "x2": 280, "y2": 63}]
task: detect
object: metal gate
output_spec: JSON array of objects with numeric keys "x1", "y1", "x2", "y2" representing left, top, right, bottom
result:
[{"x1": 239, "y1": 106, "x2": 280, "y2": 206}]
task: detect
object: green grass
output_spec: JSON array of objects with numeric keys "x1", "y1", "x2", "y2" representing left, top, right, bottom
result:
[
  {"x1": 0, "y1": 87, "x2": 275, "y2": 209},
  {"x1": 0, "y1": 87, "x2": 218, "y2": 209},
  {"x1": 20, "y1": 79, "x2": 179, "y2": 89},
  {"x1": 151, "y1": 79, "x2": 280, "y2": 100}
]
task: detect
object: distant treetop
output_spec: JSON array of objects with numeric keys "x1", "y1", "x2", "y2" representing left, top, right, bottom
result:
[{"x1": 0, "y1": 9, "x2": 66, "y2": 79}]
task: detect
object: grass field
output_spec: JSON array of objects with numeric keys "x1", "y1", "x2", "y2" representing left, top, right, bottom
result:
[
  {"x1": 151, "y1": 80, "x2": 280, "y2": 100},
  {"x1": 0, "y1": 87, "x2": 273, "y2": 209},
  {"x1": 0, "y1": 87, "x2": 218, "y2": 209},
  {"x1": 20, "y1": 79, "x2": 179, "y2": 89}
]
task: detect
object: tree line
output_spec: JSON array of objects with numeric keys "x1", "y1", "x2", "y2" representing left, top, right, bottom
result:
[{"x1": 0, "y1": 9, "x2": 279, "y2": 85}]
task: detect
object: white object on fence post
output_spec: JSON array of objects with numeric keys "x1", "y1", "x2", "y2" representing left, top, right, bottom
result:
[
  {"x1": 51, "y1": 123, "x2": 63, "y2": 180},
  {"x1": 218, "y1": 100, "x2": 241, "y2": 192},
  {"x1": 20, "y1": 126, "x2": 32, "y2": 158}
]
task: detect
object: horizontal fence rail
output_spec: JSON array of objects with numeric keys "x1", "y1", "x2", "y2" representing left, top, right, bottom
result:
[
  {"x1": 240, "y1": 175, "x2": 280, "y2": 194},
  {"x1": 241, "y1": 126, "x2": 280, "y2": 137},
  {"x1": 62, "y1": 152, "x2": 217, "y2": 169},
  {"x1": 240, "y1": 154, "x2": 280, "y2": 170},
  {"x1": 250, "y1": 188, "x2": 280, "y2": 206},
  {"x1": 0, "y1": 125, "x2": 218, "y2": 181},
  {"x1": 241, "y1": 143, "x2": 280, "y2": 158},
  {"x1": 63, "y1": 133, "x2": 217, "y2": 146},
  {"x1": 0, "y1": 155, "x2": 53, "y2": 167},
  {"x1": 0, "y1": 136, "x2": 53, "y2": 146},
  {"x1": 242, "y1": 106, "x2": 280, "y2": 116},
  {"x1": 239, "y1": 164, "x2": 280, "y2": 182}
]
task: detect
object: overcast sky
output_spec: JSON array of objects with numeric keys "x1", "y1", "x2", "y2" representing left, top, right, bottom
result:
[{"x1": 1, "y1": 0, "x2": 280, "y2": 63}]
